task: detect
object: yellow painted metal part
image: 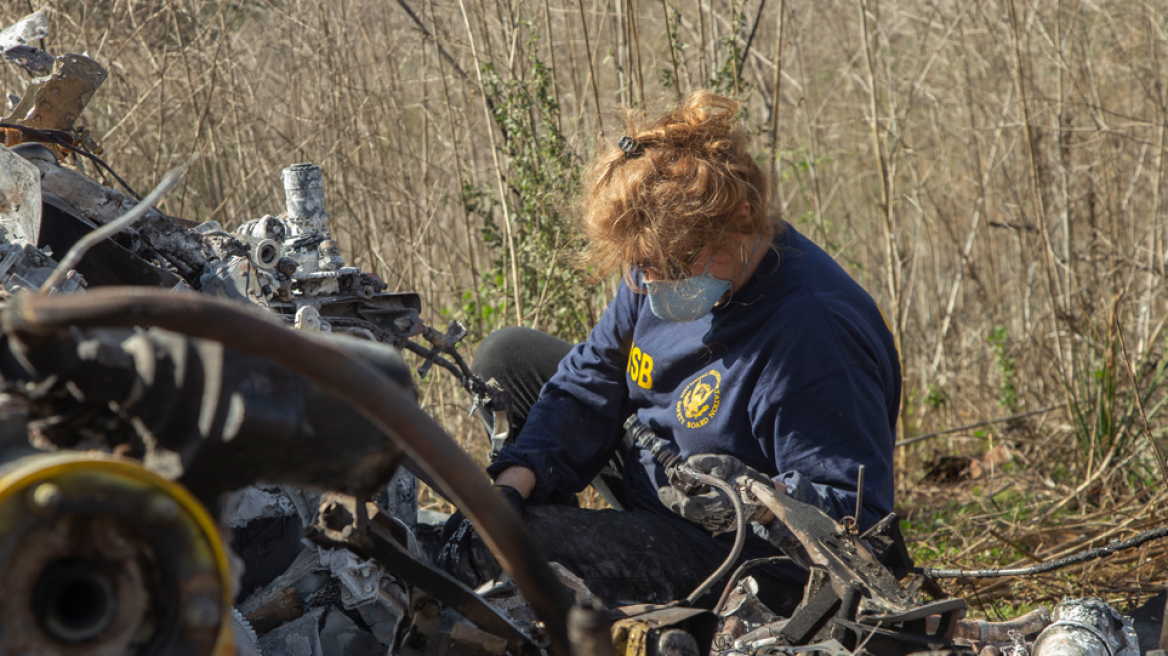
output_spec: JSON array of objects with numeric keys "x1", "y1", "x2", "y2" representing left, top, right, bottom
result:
[
  {"x1": 612, "y1": 618, "x2": 653, "y2": 656},
  {"x1": 0, "y1": 451, "x2": 235, "y2": 653}
]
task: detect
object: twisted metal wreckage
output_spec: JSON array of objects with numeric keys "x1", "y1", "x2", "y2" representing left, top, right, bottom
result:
[{"x1": 0, "y1": 10, "x2": 1164, "y2": 656}]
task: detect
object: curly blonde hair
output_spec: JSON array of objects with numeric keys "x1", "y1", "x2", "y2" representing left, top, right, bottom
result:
[{"x1": 580, "y1": 91, "x2": 779, "y2": 284}]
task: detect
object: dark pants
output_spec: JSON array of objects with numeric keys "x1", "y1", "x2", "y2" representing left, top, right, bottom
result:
[{"x1": 467, "y1": 327, "x2": 801, "y2": 611}]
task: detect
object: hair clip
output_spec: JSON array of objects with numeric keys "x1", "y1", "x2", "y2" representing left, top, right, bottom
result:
[{"x1": 618, "y1": 136, "x2": 644, "y2": 158}]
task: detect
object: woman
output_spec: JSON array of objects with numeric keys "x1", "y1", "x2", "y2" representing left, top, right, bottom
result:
[{"x1": 441, "y1": 91, "x2": 900, "y2": 609}]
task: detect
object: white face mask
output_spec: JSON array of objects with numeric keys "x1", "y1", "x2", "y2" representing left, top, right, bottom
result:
[
  {"x1": 644, "y1": 236, "x2": 760, "y2": 322},
  {"x1": 645, "y1": 260, "x2": 732, "y2": 322}
]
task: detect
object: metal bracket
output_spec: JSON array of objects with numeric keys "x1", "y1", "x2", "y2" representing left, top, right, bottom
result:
[{"x1": 306, "y1": 498, "x2": 538, "y2": 656}]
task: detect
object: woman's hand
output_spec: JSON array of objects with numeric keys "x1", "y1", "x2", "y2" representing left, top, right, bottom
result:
[{"x1": 656, "y1": 453, "x2": 774, "y2": 532}]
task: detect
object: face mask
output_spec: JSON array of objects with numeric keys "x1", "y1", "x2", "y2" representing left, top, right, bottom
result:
[
  {"x1": 645, "y1": 260, "x2": 732, "y2": 322},
  {"x1": 643, "y1": 235, "x2": 761, "y2": 323}
]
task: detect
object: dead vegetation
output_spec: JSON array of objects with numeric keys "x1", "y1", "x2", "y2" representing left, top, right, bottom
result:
[{"x1": 5, "y1": 0, "x2": 1167, "y2": 618}]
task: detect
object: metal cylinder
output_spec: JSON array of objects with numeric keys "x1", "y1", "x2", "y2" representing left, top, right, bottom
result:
[
  {"x1": 1032, "y1": 599, "x2": 1139, "y2": 656},
  {"x1": 281, "y1": 163, "x2": 329, "y2": 233},
  {"x1": 254, "y1": 238, "x2": 282, "y2": 269},
  {"x1": 0, "y1": 451, "x2": 234, "y2": 655}
]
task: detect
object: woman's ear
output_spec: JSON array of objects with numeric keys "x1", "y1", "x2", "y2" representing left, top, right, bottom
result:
[{"x1": 734, "y1": 201, "x2": 754, "y2": 234}]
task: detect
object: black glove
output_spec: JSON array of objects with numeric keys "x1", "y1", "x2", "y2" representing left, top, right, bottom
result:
[
  {"x1": 656, "y1": 453, "x2": 773, "y2": 533},
  {"x1": 437, "y1": 485, "x2": 525, "y2": 588}
]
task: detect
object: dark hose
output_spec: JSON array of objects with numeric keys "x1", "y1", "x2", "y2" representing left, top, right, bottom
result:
[
  {"x1": 2, "y1": 288, "x2": 575, "y2": 656},
  {"x1": 920, "y1": 525, "x2": 1168, "y2": 578}
]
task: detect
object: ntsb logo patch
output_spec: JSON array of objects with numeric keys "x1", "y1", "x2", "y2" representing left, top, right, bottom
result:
[{"x1": 677, "y1": 370, "x2": 722, "y2": 428}]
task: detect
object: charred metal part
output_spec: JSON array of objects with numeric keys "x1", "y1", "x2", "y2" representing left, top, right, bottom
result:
[
  {"x1": 716, "y1": 575, "x2": 782, "y2": 644},
  {"x1": 848, "y1": 466, "x2": 864, "y2": 534},
  {"x1": 0, "y1": 11, "x2": 52, "y2": 78},
  {"x1": 747, "y1": 480, "x2": 960, "y2": 622},
  {"x1": 307, "y1": 497, "x2": 538, "y2": 656},
  {"x1": 29, "y1": 152, "x2": 213, "y2": 276},
  {"x1": 0, "y1": 223, "x2": 85, "y2": 294},
  {"x1": 3, "y1": 53, "x2": 106, "y2": 129},
  {"x1": 732, "y1": 482, "x2": 968, "y2": 655},
  {"x1": 0, "y1": 14, "x2": 48, "y2": 81},
  {"x1": 39, "y1": 195, "x2": 181, "y2": 288},
  {"x1": 858, "y1": 513, "x2": 914, "y2": 581},
  {"x1": 282, "y1": 163, "x2": 329, "y2": 234},
  {"x1": 0, "y1": 144, "x2": 41, "y2": 244},
  {"x1": 2, "y1": 52, "x2": 107, "y2": 159},
  {"x1": 2, "y1": 44, "x2": 54, "y2": 77},
  {"x1": 0, "y1": 451, "x2": 233, "y2": 653},
  {"x1": 400, "y1": 321, "x2": 511, "y2": 459},
  {"x1": 10, "y1": 141, "x2": 58, "y2": 165},
  {"x1": 1031, "y1": 599, "x2": 1139, "y2": 656},
  {"x1": 2, "y1": 287, "x2": 576, "y2": 656},
  {"x1": 610, "y1": 606, "x2": 718, "y2": 656},
  {"x1": 923, "y1": 608, "x2": 1052, "y2": 650},
  {"x1": 40, "y1": 158, "x2": 188, "y2": 292},
  {"x1": 232, "y1": 607, "x2": 262, "y2": 656},
  {"x1": 3, "y1": 324, "x2": 414, "y2": 502}
]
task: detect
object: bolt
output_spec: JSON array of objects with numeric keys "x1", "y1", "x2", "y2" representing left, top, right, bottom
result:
[
  {"x1": 416, "y1": 599, "x2": 441, "y2": 620},
  {"x1": 185, "y1": 595, "x2": 220, "y2": 628},
  {"x1": 146, "y1": 494, "x2": 180, "y2": 524},
  {"x1": 30, "y1": 483, "x2": 61, "y2": 511},
  {"x1": 364, "y1": 583, "x2": 374, "y2": 594}
]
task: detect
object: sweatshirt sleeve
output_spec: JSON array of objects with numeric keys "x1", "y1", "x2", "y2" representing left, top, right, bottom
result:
[
  {"x1": 486, "y1": 281, "x2": 642, "y2": 503},
  {"x1": 754, "y1": 363, "x2": 896, "y2": 531}
]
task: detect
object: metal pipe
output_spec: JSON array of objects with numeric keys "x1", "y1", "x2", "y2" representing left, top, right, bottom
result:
[
  {"x1": 853, "y1": 465, "x2": 865, "y2": 528},
  {"x1": 924, "y1": 608, "x2": 1052, "y2": 646},
  {"x1": 713, "y1": 556, "x2": 790, "y2": 616},
  {"x1": 2, "y1": 288, "x2": 575, "y2": 656},
  {"x1": 684, "y1": 472, "x2": 746, "y2": 605}
]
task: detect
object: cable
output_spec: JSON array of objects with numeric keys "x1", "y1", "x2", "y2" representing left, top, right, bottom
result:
[
  {"x1": 2, "y1": 288, "x2": 576, "y2": 656},
  {"x1": 623, "y1": 417, "x2": 751, "y2": 606},
  {"x1": 713, "y1": 556, "x2": 791, "y2": 616},
  {"x1": 40, "y1": 158, "x2": 190, "y2": 292},
  {"x1": 920, "y1": 524, "x2": 1168, "y2": 578},
  {"x1": 0, "y1": 122, "x2": 141, "y2": 199},
  {"x1": 684, "y1": 472, "x2": 747, "y2": 606}
]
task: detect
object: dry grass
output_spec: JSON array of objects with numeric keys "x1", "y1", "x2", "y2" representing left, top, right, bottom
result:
[{"x1": 5, "y1": 0, "x2": 1167, "y2": 617}]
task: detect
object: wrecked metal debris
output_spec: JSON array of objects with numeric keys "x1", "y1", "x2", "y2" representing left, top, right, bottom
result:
[{"x1": 0, "y1": 9, "x2": 1162, "y2": 656}]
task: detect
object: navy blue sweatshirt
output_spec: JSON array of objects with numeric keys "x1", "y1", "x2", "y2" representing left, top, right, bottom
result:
[{"x1": 487, "y1": 225, "x2": 900, "y2": 572}]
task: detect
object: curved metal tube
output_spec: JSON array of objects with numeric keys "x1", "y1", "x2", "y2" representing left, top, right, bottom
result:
[
  {"x1": 2, "y1": 287, "x2": 575, "y2": 655},
  {"x1": 684, "y1": 472, "x2": 747, "y2": 605}
]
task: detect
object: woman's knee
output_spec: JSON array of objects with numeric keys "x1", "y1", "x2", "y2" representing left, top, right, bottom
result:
[
  {"x1": 473, "y1": 327, "x2": 546, "y2": 378},
  {"x1": 472, "y1": 327, "x2": 572, "y2": 380}
]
